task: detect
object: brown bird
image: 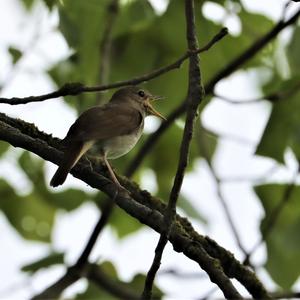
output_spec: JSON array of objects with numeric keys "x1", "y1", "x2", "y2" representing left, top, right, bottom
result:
[{"x1": 50, "y1": 86, "x2": 165, "y2": 188}]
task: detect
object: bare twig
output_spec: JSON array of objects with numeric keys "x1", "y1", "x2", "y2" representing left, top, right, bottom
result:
[
  {"x1": 0, "y1": 28, "x2": 228, "y2": 105},
  {"x1": 75, "y1": 200, "x2": 115, "y2": 269},
  {"x1": 270, "y1": 291, "x2": 300, "y2": 299},
  {"x1": 142, "y1": 1, "x2": 243, "y2": 299},
  {"x1": 159, "y1": 268, "x2": 206, "y2": 279},
  {"x1": 219, "y1": 164, "x2": 278, "y2": 184},
  {"x1": 31, "y1": 267, "x2": 79, "y2": 300},
  {"x1": 96, "y1": 0, "x2": 119, "y2": 103},
  {"x1": 213, "y1": 81, "x2": 300, "y2": 104},
  {"x1": 142, "y1": 0, "x2": 204, "y2": 297},
  {"x1": 205, "y1": 8, "x2": 300, "y2": 91},
  {"x1": 126, "y1": 8, "x2": 300, "y2": 180},
  {"x1": 196, "y1": 124, "x2": 249, "y2": 258}
]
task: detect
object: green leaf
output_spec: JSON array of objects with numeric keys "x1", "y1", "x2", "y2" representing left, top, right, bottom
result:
[
  {"x1": 126, "y1": 273, "x2": 163, "y2": 299},
  {"x1": 43, "y1": 0, "x2": 57, "y2": 10},
  {"x1": 255, "y1": 184, "x2": 300, "y2": 288},
  {"x1": 54, "y1": 0, "x2": 110, "y2": 110},
  {"x1": 75, "y1": 261, "x2": 163, "y2": 299},
  {"x1": 21, "y1": 252, "x2": 64, "y2": 273},
  {"x1": 18, "y1": 151, "x2": 87, "y2": 211},
  {"x1": 239, "y1": 9, "x2": 274, "y2": 39},
  {"x1": 109, "y1": 206, "x2": 143, "y2": 239},
  {"x1": 287, "y1": 26, "x2": 300, "y2": 76},
  {"x1": 256, "y1": 77, "x2": 300, "y2": 163},
  {"x1": 21, "y1": 0, "x2": 35, "y2": 10},
  {"x1": 76, "y1": 282, "x2": 117, "y2": 300},
  {"x1": 0, "y1": 179, "x2": 55, "y2": 242},
  {"x1": 149, "y1": 124, "x2": 182, "y2": 200},
  {"x1": 193, "y1": 117, "x2": 218, "y2": 163},
  {"x1": 48, "y1": 188, "x2": 87, "y2": 211},
  {"x1": 177, "y1": 195, "x2": 207, "y2": 224},
  {"x1": 18, "y1": 152, "x2": 45, "y2": 188},
  {"x1": 113, "y1": 0, "x2": 156, "y2": 38},
  {"x1": 8, "y1": 47, "x2": 22, "y2": 64},
  {"x1": 0, "y1": 141, "x2": 9, "y2": 158}
]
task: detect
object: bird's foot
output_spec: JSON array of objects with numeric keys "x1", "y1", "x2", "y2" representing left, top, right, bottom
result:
[
  {"x1": 83, "y1": 156, "x2": 94, "y2": 172},
  {"x1": 111, "y1": 183, "x2": 128, "y2": 201}
]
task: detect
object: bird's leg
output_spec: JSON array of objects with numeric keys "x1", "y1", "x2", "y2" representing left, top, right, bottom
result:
[{"x1": 103, "y1": 154, "x2": 125, "y2": 191}]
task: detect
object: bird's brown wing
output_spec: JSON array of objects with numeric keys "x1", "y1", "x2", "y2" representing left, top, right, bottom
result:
[{"x1": 64, "y1": 104, "x2": 143, "y2": 143}]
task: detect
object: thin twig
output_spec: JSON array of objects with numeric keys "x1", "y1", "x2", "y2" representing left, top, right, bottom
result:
[
  {"x1": 0, "y1": 28, "x2": 228, "y2": 105},
  {"x1": 142, "y1": 1, "x2": 243, "y2": 299},
  {"x1": 270, "y1": 291, "x2": 300, "y2": 299},
  {"x1": 219, "y1": 164, "x2": 278, "y2": 184},
  {"x1": 31, "y1": 267, "x2": 79, "y2": 300},
  {"x1": 75, "y1": 200, "x2": 115, "y2": 269},
  {"x1": 213, "y1": 81, "x2": 300, "y2": 104},
  {"x1": 196, "y1": 124, "x2": 249, "y2": 258},
  {"x1": 159, "y1": 268, "x2": 206, "y2": 279},
  {"x1": 125, "y1": 8, "x2": 300, "y2": 179},
  {"x1": 141, "y1": 0, "x2": 204, "y2": 297},
  {"x1": 205, "y1": 8, "x2": 300, "y2": 91},
  {"x1": 96, "y1": 0, "x2": 119, "y2": 103}
]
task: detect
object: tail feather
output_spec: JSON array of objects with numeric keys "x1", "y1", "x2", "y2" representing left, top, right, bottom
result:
[{"x1": 50, "y1": 142, "x2": 83, "y2": 187}]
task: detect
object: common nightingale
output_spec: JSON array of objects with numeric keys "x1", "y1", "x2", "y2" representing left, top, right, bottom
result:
[{"x1": 50, "y1": 86, "x2": 165, "y2": 188}]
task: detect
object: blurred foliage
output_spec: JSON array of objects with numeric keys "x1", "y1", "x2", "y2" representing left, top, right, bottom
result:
[
  {"x1": 0, "y1": 141, "x2": 9, "y2": 157},
  {"x1": 0, "y1": 0, "x2": 300, "y2": 294},
  {"x1": 255, "y1": 184, "x2": 300, "y2": 289},
  {"x1": 256, "y1": 76, "x2": 300, "y2": 162},
  {"x1": 8, "y1": 47, "x2": 22, "y2": 64},
  {"x1": 21, "y1": 252, "x2": 65, "y2": 273},
  {"x1": 75, "y1": 261, "x2": 162, "y2": 299}
]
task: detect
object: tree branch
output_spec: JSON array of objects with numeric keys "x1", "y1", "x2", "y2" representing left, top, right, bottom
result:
[
  {"x1": 141, "y1": 1, "x2": 243, "y2": 300},
  {"x1": 0, "y1": 114, "x2": 270, "y2": 299},
  {"x1": 125, "y1": 8, "x2": 300, "y2": 179},
  {"x1": 75, "y1": 200, "x2": 115, "y2": 269},
  {"x1": 22, "y1": 27, "x2": 229, "y2": 300},
  {"x1": 205, "y1": 8, "x2": 300, "y2": 91},
  {"x1": 31, "y1": 266, "x2": 79, "y2": 300},
  {"x1": 0, "y1": 28, "x2": 227, "y2": 105}
]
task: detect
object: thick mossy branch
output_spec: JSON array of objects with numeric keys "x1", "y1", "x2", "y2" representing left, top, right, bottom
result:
[{"x1": 0, "y1": 113, "x2": 269, "y2": 299}]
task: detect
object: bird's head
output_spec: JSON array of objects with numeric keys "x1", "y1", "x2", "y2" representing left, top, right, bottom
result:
[{"x1": 110, "y1": 86, "x2": 166, "y2": 120}]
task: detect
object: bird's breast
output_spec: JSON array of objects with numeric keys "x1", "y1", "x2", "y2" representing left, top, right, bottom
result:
[{"x1": 94, "y1": 124, "x2": 144, "y2": 159}]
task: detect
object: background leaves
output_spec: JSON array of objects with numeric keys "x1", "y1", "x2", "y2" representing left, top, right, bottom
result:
[{"x1": 1, "y1": 0, "x2": 300, "y2": 297}]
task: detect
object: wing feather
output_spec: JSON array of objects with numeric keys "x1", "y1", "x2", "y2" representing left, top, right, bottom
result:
[{"x1": 64, "y1": 104, "x2": 143, "y2": 143}]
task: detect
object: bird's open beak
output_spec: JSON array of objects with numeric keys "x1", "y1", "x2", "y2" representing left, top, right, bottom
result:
[{"x1": 147, "y1": 95, "x2": 166, "y2": 120}]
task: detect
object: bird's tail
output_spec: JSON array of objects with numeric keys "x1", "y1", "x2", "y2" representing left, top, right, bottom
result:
[{"x1": 50, "y1": 142, "x2": 84, "y2": 187}]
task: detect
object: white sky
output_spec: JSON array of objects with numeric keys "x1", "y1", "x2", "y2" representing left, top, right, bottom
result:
[{"x1": 0, "y1": 0, "x2": 299, "y2": 299}]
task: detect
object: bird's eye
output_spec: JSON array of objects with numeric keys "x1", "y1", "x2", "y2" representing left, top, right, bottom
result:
[{"x1": 138, "y1": 90, "x2": 145, "y2": 97}]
